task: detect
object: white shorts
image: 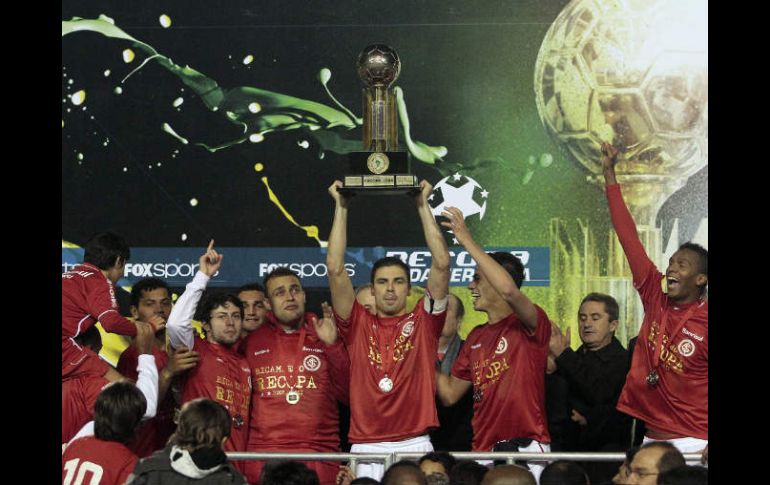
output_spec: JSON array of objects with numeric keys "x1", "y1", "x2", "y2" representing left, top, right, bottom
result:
[
  {"x1": 351, "y1": 434, "x2": 433, "y2": 481},
  {"x1": 643, "y1": 436, "x2": 707, "y2": 467},
  {"x1": 477, "y1": 441, "x2": 550, "y2": 483}
]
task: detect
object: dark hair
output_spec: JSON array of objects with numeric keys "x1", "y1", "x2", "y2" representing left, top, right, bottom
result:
[
  {"x1": 371, "y1": 257, "x2": 411, "y2": 286},
  {"x1": 237, "y1": 282, "x2": 266, "y2": 294},
  {"x1": 74, "y1": 324, "x2": 103, "y2": 353},
  {"x1": 170, "y1": 398, "x2": 231, "y2": 451},
  {"x1": 579, "y1": 292, "x2": 620, "y2": 322},
  {"x1": 382, "y1": 461, "x2": 424, "y2": 485},
  {"x1": 640, "y1": 441, "x2": 686, "y2": 474},
  {"x1": 198, "y1": 293, "x2": 244, "y2": 325},
  {"x1": 489, "y1": 252, "x2": 525, "y2": 289},
  {"x1": 263, "y1": 267, "x2": 301, "y2": 292},
  {"x1": 351, "y1": 479, "x2": 380, "y2": 485},
  {"x1": 83, "y1": 232, "x2": 130, "y2": 270},
  {"x1": 448, "y1": 294, "x2": 465, "y2": 321},
  {"x1": 448, "y1": 460, "x2": 488, "y2": 485},
  {"x1": 540, "y1": 460, "x2": 589, "y2": 485},
  {"x1": 93, "y1": 381, "x2": 146, "y2": 444},
  {"x1": 419, "y1": 451, "x2": 457, "y2": 475},
  {"x1": 130, "y1": 278, "x2": 170, "y2": 307},
  {"x1": 657, "y1": 464, "x2": 708, "y2": 485},
  {"x1": 260, "y1": 460, "x2": 320, "y2": 485},
  {"x1": 678, "y1": 242, "x2": 708, "y2": 295}
]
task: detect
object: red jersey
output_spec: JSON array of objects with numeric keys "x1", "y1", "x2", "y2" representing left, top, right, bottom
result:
[
  {"x1": 62, "y1": 375, "x2": 109, "y2": 444},
  {"x1": 62, "y1": 436, "x2": 137, "y2": 485},
  {"x1": 242, "y1": 312, "x2": 349, "y2": 485},
  {"x1": 62, "y1": 263, "x2": 136, "y2": 379},
  {"x1": 117, "y1": 344, "x2": 176, "y2": 457},
  {"x1": 452, "y1": 306, "x2": 551, "y2": 451},
  {"x1": 180, "y1": 337, "x2": 252, "y2": 453},
  {"x1": 335, "y1": 296, "x2": 446, "y2": 443},
  {"x1": 608, "y1": 184, "x2": 708, "y2": 439}
]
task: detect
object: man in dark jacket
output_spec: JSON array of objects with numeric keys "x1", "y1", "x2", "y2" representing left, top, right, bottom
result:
[
  {"x1": 126, "y1": 398, "x2": 247, "y2": 485},
  {"x1": 550, "y1": 292, "x2": 633, "y2": 484}
]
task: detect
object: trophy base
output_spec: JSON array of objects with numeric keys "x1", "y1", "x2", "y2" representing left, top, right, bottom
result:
[{"x1": 340, "y1": 174, "x2": 420, "y2": 196}]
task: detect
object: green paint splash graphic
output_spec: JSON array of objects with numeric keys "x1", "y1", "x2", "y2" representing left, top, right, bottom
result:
[{"x1": 62, "y1": 16, "x2": 447, "y2": 165}]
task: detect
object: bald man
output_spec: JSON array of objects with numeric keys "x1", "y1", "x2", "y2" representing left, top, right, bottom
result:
[{"x1": 480, "y1": 465, "x2": 536, "y2": 485}]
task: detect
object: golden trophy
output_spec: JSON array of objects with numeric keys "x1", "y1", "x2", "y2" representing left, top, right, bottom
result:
[{"x1": 341, "y1": 44, "x2": 418, "y2": 195}]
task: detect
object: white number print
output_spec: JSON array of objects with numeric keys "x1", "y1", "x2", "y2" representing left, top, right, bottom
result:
[{"x1": 63, "y1": 458, "x2": 104, "y2": 485}]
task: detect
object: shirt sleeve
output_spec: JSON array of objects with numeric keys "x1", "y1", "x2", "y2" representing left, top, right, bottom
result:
[
  {"x1": 522, "y1": 305, "x2": 551, "y2": 347},
  {"x1": 333, "y1": 300, "x2": 360, "y2": 343},
  {"x1": 606, "y1": 184, "x2": 662, "y2": 290},
  {"x1": 86, "y1": 276, "x2": 137, "y2": 336},
  {"x1": 135, "y1": 354, "x2": 159, "y2": 419},
  {"x1": 324, "y1": 340, "x2": 351, "y2": 406},
  {"x1": 166, "y1": 271, "x2": 210, "y2": 350},
  {"x1": 451, "y1": 331, "x2": 474, "y2": 382}
]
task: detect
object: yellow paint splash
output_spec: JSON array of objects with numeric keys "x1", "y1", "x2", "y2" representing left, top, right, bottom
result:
[{"x1": 260, "y1": 176, "x2": 326, "y2": 247}]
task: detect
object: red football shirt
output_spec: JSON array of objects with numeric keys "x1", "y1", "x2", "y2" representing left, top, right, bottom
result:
[
  {"x1": 62, "y1": 263, "x2": 136, "y2": 378},
  {"x1": 180, "y1": 337, "x2": 252, "y2": 453},
  {"x1": 117, "y1": 344, "x2": 176, "y2": 457},
  {"x1": 242, "y1": 312, "x2": 349, "y2": 484},
  {"x1": 62, "y1": 375, "x2": 109, "y2": 444},
  {"x1": 335, "y1": 297, "x2": 446, "y2": 443},
  {"x1": 451, "y1": 306, "x2": 552, "y2": 451},
  {"x1": 62, "y1": 436, "x2": 137, "y2": 485},
  {"x1": 608, "y1": 184, "x2": 708, "y2": 439}
]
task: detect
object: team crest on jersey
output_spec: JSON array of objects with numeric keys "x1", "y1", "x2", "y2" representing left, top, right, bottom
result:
[
  {"x1": 495, "y1": 337, "x2": 508, "y2": 354},
  {"x1": 677, "y1": 338, "x2": 695, "y2": 357},
  {"x1": 303, "y1": 354, "x2": 322, "y2": 372},
  {"x1": 401, "y1": 320, "x2": 415, "y2": 337}
]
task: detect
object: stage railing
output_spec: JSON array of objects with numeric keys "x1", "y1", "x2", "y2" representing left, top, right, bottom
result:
[{"x1": 227, "y1": 451, "x2": 703, "y2": 469}]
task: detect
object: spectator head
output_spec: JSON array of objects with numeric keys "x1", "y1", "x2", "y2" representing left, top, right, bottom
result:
[
  {"x1": 260, "y1": 460, "x2": 320, "y2": 485},
  {"x1": 480, "y1": 465, "x2": 535, "y2": 485},
  {"x1": 382, "y1": 460, "x2": 426, "y2": 485},
  {"x1": 449, "y1": 461, "x2": 488, "y2": 485},
  {"x1": 613, "y1": 446, "x2": 639, "y2": 484},
  {"x1": 93, "y1": 381, "x2": 146, "y2": 444},
  {"x1": 627, "y1": 442, "x2": 685, "y2": 485},
  {"x1": 170, "y1": 398, "x2": 231, "y2": 451},
  {"x1": 419, "y1": 452, "x2": 457, "y2": 478},
  {"x1": 540, "y1": 460, "x2": 589, "y2": 485}
]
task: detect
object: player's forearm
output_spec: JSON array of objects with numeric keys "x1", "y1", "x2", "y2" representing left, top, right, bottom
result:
[
  {"x1": 166, "y1": 271, "x2": 209, "y2": 349},
  {"x1": 326, "y1": 204, "x2": 349, "y2": 274},
  {"x1": 436, "y1": 371, "x2": 463, "y2": 407},
  {"x1": 99, "y1": 311, "x2": 139, "y2": 336},
  {"x1": 419, "y1": 204, "x2": 451, "y2": 298},
  {"x1": 157, "y1": 367, "x2": 173, "y2": 404},
  {"x1": 326, "y1": 204, "x2": 355, "y2": 319}
]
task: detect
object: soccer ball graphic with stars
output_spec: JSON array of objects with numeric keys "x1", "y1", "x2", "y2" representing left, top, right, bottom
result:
[{"x1": 429, "y1": 173, "x2": 488, "y2": 241}]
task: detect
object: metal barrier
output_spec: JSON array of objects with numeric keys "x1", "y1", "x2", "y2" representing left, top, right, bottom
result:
[{"x1": 227, "y1": 451, "x2": 703, "y2": 468}]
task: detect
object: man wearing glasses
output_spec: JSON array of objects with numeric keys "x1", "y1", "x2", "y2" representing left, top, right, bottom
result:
[
  {"x1": 165, "y1": 241, "x2": 252, "y2": 472},
  {"x1": 624, "y1": 441, "x2": 685, "y2": 485}
]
